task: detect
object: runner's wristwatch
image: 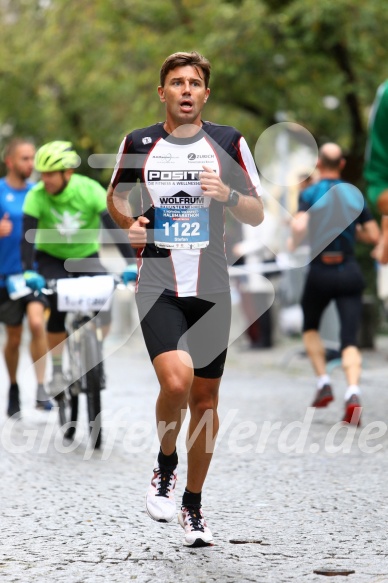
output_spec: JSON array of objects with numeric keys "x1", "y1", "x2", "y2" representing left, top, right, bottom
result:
[{"x1": 224, "y1": 188, "x2": 239, "y2": 207}]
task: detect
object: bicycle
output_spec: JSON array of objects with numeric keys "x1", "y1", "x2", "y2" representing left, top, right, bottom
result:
[{"x1": 44, "y1": 275, "x2": 117, "y2": 450}]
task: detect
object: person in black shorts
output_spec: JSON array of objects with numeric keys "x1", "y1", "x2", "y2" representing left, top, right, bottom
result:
[
  {"x1": 289, "y1": 143, "x2": 379, "y2": 425},
  {"x1": 0, "y1": 138, "x2": 51, "y2": 417},
  {"x1": 107, "y1": 51, "x2": 264, "y2": 547}
]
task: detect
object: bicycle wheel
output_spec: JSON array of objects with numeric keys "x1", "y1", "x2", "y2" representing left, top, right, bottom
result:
[
  {"x1": 64, "y1": 332, "x2": 81, "y2": 440},
  {"x1": 81, "y1": 328, "x2": 103, "y2": 449}
]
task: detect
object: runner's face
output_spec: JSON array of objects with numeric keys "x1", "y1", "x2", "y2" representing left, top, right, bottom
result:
[
  {"x1": 40, "y1": 170, "x2": 71, "y2": 195},
  {"x1": 7, "y1": 144, "x2": 35, "y2": 181},
  {"x1": 158, "y1": 65, "x2": 210, "y2": 130}
]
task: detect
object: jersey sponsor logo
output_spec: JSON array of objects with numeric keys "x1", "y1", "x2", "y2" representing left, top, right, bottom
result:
[
  {"x1": 147, "y1": 170, "x2": 200, "y2": 181},
  {"x1": 187, "y1": 153, "x2": 214, "y2": 160},
  {"x1": 152, "y1": 154, "x2": 179, "y2": 164},
  {"x1": 159, "y1": 190, "x2": 205, "y2": 205},
  {"x1": 142, "y1": 137, "x2": 152, "y2": 144}
]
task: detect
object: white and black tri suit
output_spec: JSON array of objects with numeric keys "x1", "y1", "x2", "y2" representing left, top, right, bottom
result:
[{"x1": 111, "y1": 121, "x2": 261, "y2": 376}]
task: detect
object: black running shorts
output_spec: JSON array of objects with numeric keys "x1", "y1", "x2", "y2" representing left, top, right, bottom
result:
[
  {"x1": 0, "y1": 288, "x2": 25, "y2": 326},
  {"x1": 0, "y1": 287, "x2": 47, "y2": 327},
  {"x1": 301, "y1": 260, "x2": 365, "y2": 349},
  {"x1": 136, "y1": 291, "x2": 231, "y2": 379}
]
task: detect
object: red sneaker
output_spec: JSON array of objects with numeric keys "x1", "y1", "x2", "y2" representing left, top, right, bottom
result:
[
  {"x1": 342, "y1": 394, "x2": 362, "y2": 426},
  {"x1": 311, "y1": 384, "x2": 334, "y2": 408}
]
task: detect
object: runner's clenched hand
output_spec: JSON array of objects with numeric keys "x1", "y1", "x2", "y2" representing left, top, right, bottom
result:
[
  {"x1": 128, "y1": 216, "x2": 150, "y2": 248},
  {"x1": 200, "y1": 165, "x2": 230, "y2": 203}
]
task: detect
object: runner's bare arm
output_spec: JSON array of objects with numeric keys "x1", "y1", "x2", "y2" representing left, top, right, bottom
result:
[
  {"x1": 288, "y1": 211, "x2": 309, "y2": 251},
  {"x1": 355, "y1": 219, "x2": 380, "y2": 245},
  {"x1": 107, "y1": 184, "x2": 150, "y2": 249},
  {"x1": 106, "y1": 184, "x2": 135, "y2": 231},
  {"x1": 228, "y1": 193, "x2": 264, "y2": 226},
  {"x1": 371, "y1": 215, "x2": 388, "y2": 264},
  {"x1": 199, "y1": 165, "x2": 264, "y2": 226}
]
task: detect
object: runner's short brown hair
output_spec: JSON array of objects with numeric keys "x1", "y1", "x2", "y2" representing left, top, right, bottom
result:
[{"x1": 160, "y1": 51, "x2": 211, "y2": 88}]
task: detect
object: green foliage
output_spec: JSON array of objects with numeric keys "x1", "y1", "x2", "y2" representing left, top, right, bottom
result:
[
  {"x1": 0, "y1": 0, "x2": 385, "y2": 341},
  {"x1": 1, "y1": 0, "x2": 388, "y2": 183}
]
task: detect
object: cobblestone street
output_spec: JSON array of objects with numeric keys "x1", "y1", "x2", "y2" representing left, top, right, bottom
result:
[{"x1": 1, "y1": 299, "x2": 388, "y2": 582}]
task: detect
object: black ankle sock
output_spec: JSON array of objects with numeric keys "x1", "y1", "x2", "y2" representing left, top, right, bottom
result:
[
  {"x1": 10, "y1": 383, "x2": 19, "y2": 391},
  {"x1": 182, "y1": 488, "x2": 202, "y2": 507},
  {"x1": 158, "y1": 448, "x2": 178, "y2": 469}
]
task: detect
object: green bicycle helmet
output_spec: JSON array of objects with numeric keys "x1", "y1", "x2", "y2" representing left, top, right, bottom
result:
[{"x1": 35, "y1": 141, "x2": 80, "y2": 172}]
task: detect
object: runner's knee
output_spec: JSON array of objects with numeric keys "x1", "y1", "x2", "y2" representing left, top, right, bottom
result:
[
  {"x1": 341, "y1": 345, "x2": 361, "y2": 368},
  {"x1": 28, "y1": 316, "x2": 45, "y2": 337}
]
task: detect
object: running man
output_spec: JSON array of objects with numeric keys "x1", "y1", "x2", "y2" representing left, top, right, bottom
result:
[
  {"x1": 289, "y1": 143, "x2": 379, "y2": 425},
  {"x1": 107, "y1": 51, "x2": 264, "y2": 547},
  {"x1": 0, "y1": 138, "x2": 50, "y2": 416}
]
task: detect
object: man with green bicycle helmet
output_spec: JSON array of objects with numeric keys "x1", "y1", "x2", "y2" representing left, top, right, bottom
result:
[
  {"x1": 21, "y1": 140, "x2": 135, "y2": 401},
  {"x1": 34, "y1": 140, "x2": 80, "y2": 173}
]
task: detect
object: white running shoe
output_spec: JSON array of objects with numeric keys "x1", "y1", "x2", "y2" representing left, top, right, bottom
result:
[
  {"x1": 178, "y1": 505, "x2": 214, "y2": 547},
  {"x1": 145, "y1": 461, "x2": 178, "y2": 523}
]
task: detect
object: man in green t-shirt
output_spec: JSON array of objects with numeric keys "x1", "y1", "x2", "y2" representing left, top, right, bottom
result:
[
  {"x1": 364, "y1": 80, "x2": 388, "y2": 263},
  {"x1": 22, "y1": 141, "x2": 135, "y2": 400}
]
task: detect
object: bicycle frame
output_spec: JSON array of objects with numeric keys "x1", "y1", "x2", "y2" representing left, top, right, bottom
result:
[
  {"x1": 66, "y1": 311, "x2": 104, "y2": 394},
  {"x1": 44, "y1": 275, "x2": 115, "y2": 449}
]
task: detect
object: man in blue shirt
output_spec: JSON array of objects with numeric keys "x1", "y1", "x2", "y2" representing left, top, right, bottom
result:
[
  {"x1": 289, "y1": 143, "x2": 379, "y2": 425},
  {"x1": 0, "y1": 138, "x2": 50, "y2": 417}
]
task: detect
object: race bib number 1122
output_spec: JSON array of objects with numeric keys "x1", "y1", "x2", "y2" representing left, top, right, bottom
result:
[{"x1": 154, "y1": 207, "x2": 209, "y2": 249}]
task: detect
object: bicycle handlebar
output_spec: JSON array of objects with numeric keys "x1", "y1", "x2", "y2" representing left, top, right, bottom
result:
[{"x1": 41, "y1": 274, "x2": 134, "y2": 313}]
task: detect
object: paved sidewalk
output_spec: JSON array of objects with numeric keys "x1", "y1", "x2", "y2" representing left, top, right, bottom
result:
[{"x1": 1, "y1": 313, "x2": 388, "y2": 582}]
